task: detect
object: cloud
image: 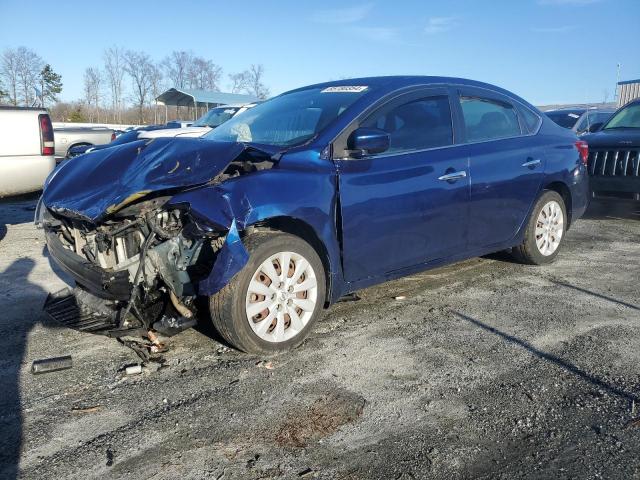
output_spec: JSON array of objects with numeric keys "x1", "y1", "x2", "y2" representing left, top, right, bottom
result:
[
  {"x1": 312, "y1": 4, "x2": 373, "y2": 24},
  {"x1": 424, "y1": 17, "x2": 458, "y2": 35},
  {"x1": 531, "y1": 25, "x2": 577, "y2": 33},
  {"x1": 538, "y1": 0, "x2": 603, "y2": 5},
  {"x1": 347, "y1": 26, "x2": 399, "y2": 42}
]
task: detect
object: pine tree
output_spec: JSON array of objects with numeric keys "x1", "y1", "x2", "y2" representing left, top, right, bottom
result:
[{"x1": 39, "y1": 64, "x2": 62, "y2": 107}]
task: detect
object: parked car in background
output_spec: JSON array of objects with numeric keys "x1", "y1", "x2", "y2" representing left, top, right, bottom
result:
[
  {"x1": 573, "y1": 108, "x2": 615, "y2": 135},
  {"x1": 165, "y1": 119, "x2": 193, "y2": 128},
  {"x1": 39, "y1": 76, "x2": 589, "y2": 354},
  {"x1": 545, "y1": 108, "x2": 586, "y2": 129},
  {"x1": 66, "y1": 104, "x2": 259, "y2": 159},
  {"x1": 53, "y1": 126, "x2": 114, "y2": 160},
  {"x1": 583, "y1": 99, "x2": 640, "y2": 201},
  {"x1": 140, "y1": 103, "x2": 258, "y2": 140},
  {"x1": 66, "y1": 125, "x2": 173, "y2": 158},
  {"x1": 0, "y1": 106, "x2": 56, "y2": 197},
  {"x1": 545, "y1": 107, "x2": 615, "y2": 135}
]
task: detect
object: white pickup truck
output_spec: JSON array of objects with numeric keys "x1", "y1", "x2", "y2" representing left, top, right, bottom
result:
[{"x1": 0, "y1": 106, "x2": 56, "y2": 197}]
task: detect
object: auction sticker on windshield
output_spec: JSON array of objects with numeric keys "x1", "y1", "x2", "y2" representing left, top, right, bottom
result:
[{"x1": 321, "y1": 86, "x2": 369, "y2": 93}]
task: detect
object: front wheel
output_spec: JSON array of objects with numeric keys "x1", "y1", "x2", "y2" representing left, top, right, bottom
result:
[
  {"x1": 209, "y1": 231, "x2": 326, "y2": 354},
  {"x1": 512, "y1": 190, "x2": 567, "y2": 265}
]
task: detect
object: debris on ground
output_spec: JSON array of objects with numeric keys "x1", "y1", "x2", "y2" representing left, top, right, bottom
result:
[
  {"x1": 298, "y1": 467, "x2": 315, "y2": 477},
  {"x1": 125, "y1": 364, "x2": 143, "y2": 375},
  {"x1": 106, "y1": 449, "x2": 114, "y2": 467},
  {"x1": 256, "y1": 360, "x2": 275, "y2": 370},
  {"x1": 116, "y1": 337, "x2": 167, "y2": 365},
  {"x1": 394, "y1": 295, "x2": 407, "y2": 300},
  {"x1": 337, "y1": 292, "x2": 361, "y2": 303},
  {"x1": 71, "y1": 405, "x2": 101, "y2": 414},
  {"x1": 31, "y1": 355, "x2": 72, "y2": 374}
]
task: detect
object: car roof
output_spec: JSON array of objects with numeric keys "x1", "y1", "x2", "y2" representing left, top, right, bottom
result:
[{"x1": 283, "y1": 75, "x2": 536, "y2": 108}]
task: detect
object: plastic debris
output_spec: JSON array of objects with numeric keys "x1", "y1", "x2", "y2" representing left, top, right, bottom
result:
[
  {"x1": 31, "y1": 355, "x2": 72, "y2": 374},
  {"x1": 394, "y1": 296, "x2": 407, "y2": 300},
  {"x1": 125, "y1": 364, "x2": 143, "y2": 375}
]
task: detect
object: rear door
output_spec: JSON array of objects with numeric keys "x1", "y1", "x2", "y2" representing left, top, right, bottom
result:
[
  {"x1": 452, "y1": 87, "x2": 545, "y2": 249},
  {"x1": 334, "y1": 87, "x2": 470, "y2": 282}
]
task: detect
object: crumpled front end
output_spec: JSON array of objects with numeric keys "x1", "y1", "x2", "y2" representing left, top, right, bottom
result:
[
  {"x1": 42, "y1": 198, "x2": 232, "y2": 336},
  {"x1": 40, "y1": 137, "x2": 278, "y2": 337}
]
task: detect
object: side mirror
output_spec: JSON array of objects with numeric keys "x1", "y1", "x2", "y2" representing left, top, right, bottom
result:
[
  {"x1": 587, "y1": 122, "x2": 603, "y2": 133},
  {"x1": 348, "y1": 127, "x2": 390, "y2": 157}
]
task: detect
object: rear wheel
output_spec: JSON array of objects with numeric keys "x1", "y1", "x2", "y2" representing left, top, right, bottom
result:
[
  {"x1": 209, "y1": 232, "x2": 325, "y2": 354},
  {"x1": 512, "y1": 190, "x2": 567, "y2": 265}
]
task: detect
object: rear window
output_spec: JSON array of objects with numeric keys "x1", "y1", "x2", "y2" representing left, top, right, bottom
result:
[{"x1": 460, "y1": 96, "x2": 521, "y2": 142}]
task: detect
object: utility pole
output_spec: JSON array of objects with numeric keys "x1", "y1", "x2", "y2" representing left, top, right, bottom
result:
[{"x1": 614, "y1": 63, "x2": 621, "y2": 104}]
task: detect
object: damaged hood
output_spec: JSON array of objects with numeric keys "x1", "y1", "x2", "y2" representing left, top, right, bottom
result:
[{"x1": 42, "y1": 137, "x2": 277, "y2": 223}]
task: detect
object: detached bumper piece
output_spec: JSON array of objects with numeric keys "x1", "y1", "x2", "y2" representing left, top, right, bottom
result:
[
  {"x1": 45, "y1": 229, "x2": 131, "y2": 300},
  {"x1": 44, "y1": 287, "x2": 119, "y2": 333}
]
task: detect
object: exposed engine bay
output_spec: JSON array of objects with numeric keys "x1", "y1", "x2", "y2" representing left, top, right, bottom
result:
[{"x1": 40, "y1": 142, "x2": 276, "y2": 339}]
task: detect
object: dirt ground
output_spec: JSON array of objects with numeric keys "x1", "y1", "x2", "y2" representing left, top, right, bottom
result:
[{"x1": 1, "y1": 194, "x2": 639, "y2": 480}]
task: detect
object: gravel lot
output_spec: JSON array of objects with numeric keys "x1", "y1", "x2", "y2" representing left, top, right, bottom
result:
[{"x1": 1, "y1": 194, "x2": 639, "y2": 480}]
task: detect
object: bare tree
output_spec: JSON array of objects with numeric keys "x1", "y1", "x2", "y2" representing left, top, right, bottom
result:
[
  {"x1": 15, "y1": 47, "x2": 44, "y2": 106},
  {"x1": 245, "y1": 64, "x2": 269, "y2": 99},
  {"x1": 1, "y1": 47, "x2": 44, "y2": 106},
  {"x1": 124, "y1": 50, "x2": 154, "y2": 124},
  {"x1": 1, "y1": 48, "x2": 20, "y2": 105},
  {"x1": 103, "y1": 46, "x2": 126, "y2": 122},
  {"x1": 148, "y1": 62, "x2": 164, "y2": 124},
  {"x1": 229, "y1": 65, "x2": 269, "y2": 99},
  {"x1": 187, "y1": 56, "x2": 223, "y2": 90},
  {"x1": 83, "y1": 67, "x2": 102, "y2": 122},
  {"x1": 228, "y1": 72, "x2": 248, "y2": 94},
  {"x1": 162, "y1": 50, "x2": 193, "y2": 89}
]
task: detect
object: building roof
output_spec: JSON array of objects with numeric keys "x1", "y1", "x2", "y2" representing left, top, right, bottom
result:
[
  {"x1": 156, "y1": 88, "x2": 259, "y2": 107},
  {"x1": 617, "y1": 79, "x2": 640, "y2": 85}
]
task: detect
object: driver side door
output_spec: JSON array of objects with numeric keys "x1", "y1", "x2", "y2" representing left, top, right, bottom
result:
[{"x1": 334, "y1": 87, "x2": 470, "y2": 282}]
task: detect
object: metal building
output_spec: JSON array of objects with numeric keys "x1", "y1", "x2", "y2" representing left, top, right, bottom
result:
[
  {"x1": 155, "y1": 88, "x2": 260, "y2": 122},
  {"x1": 617, "y1": 79, "x2": 640, "y2": 107}
]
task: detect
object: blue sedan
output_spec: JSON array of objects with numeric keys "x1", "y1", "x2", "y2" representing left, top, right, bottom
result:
[{"x1": 40, "y1": 76, "x2": 589, "y2": 353}]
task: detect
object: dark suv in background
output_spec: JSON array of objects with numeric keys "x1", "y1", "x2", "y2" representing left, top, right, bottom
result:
[
  {"x1": 545, "y1": 107, "x2": 615, "y2": 135},
  {"x1": 583, "y1": 99, "x2": 640, "y2": 201}
]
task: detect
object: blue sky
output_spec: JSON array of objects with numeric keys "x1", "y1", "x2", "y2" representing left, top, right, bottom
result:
[{"x1": 1, "y1": 0, "x2": 638, "y2": 105}]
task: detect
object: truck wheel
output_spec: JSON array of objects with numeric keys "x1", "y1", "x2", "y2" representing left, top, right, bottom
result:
[
  {"x1": 209, "y1": 231, "x2": 326, "y2": 354},
  {"x1": 512, "y1": 190, "x2": 567, "y2": 265}
]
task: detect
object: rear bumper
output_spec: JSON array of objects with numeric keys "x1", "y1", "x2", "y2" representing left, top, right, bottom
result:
[
  {"x1": 45, "y1": 228, "x2": 131, "y2": 300},
  {"x1": 590, "y1": 175, "x2": 640, "y2": 200}
]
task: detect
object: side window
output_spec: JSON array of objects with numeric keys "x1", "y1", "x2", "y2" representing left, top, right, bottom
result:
[
  {"x1": 460, "y1": 96, "x2": 521, "y2": 142},
  {"x1": 519, "y1": 105, "x2": 542, "y2": 134},
  {"x1": 361, "y1": 96, "x2": 453, "y2": 153}
]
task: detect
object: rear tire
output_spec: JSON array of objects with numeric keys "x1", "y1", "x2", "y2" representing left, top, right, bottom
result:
[
  {"x1": 512, "y1": 190, "x2": 567, "y2": 265},
  {"x1": 209, "y1": 231, "x2": 326, "y2": 354}
]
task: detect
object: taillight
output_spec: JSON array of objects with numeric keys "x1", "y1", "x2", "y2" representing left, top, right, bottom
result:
[
  {"x1": 39, "y1": 114, "x2": 54, "y2": 156},
  {"x1": 111, "y1": 132, "x2": 116, "y2": 142},
  {"x1": 575, "y1": 140, "x2": 588, "y2": 166}
]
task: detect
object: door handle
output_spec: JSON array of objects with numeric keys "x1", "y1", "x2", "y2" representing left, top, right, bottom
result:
[
  {"x1": 522, "y1": 158, "x2": 541, "y2": 168},
  {"x1": 438, "y1": 170, "x2": 467, "y2": 182}
]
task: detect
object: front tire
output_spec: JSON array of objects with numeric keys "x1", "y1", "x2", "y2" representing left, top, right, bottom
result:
[
  {"x1": 209, "y1": 231, "x2": 326, "y2": 354},
  {"x1": 512, "y1": 190, "x2": 567, "y2": 265}
]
